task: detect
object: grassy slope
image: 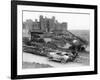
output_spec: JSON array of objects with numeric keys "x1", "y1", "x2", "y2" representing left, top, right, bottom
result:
[{"x1": 69, "y1": 30, "x2": 90, "y2": 42}]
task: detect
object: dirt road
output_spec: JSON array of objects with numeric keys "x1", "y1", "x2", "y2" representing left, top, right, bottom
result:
[{"x1": 23, "y1": 52, "x2": 89, "y2": 68}]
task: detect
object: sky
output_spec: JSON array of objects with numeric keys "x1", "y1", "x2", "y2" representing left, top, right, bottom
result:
[{"x1": 23, "y1": 11, "x2": 90, "y2": 30}]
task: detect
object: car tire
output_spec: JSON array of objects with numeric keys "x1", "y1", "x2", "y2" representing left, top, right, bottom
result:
[
  {"x1": 61, "y1": 59, "x2": 66, "y2": 64},
  {"x1": 48, "y1": 57, "x2": 53, "y2": 61}
]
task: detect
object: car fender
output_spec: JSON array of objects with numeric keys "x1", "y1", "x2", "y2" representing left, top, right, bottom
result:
[{"x1": 63, "y1": 55, "x2": 69, "y2": 61}]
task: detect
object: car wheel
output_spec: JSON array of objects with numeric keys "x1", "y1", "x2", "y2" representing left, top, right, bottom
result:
[
  {"x1": 61, "y1": 59, "x2": 66, "y2": 64},
  {"x1": 48, "y1": 57, "x2": 53, "y2": 61}
]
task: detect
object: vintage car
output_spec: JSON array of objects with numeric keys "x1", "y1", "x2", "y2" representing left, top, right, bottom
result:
[{"x1": 47, "y1": 51, "x2": 76, "y2": 63}]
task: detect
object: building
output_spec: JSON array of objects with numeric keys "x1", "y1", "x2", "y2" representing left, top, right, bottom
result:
[
  {"x1": 38, "y1": 15, "x2": 67, "y2": 32},
  {"x1": 23, "y1": 15, "x2": 67, "y2": 33}
]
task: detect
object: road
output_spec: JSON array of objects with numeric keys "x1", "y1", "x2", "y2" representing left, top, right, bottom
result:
[{"x1": 23, "y1": 52, "x2": 89, "y2": 68}]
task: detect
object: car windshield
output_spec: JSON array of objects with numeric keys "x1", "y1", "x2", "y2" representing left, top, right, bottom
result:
[
  {"x1": 64, "y1": 54, "x2": 69, "y2": 56},
  {"x1": 56, "y1": 52, "x2": 62, "y2": 55}
]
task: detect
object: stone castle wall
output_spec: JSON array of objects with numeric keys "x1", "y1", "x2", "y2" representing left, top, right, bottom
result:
[{"x1": 23, "y1": 15, "x2": 67, "y2": 32}]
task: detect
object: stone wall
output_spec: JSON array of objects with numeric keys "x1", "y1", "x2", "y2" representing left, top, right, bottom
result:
[{"x1": 23, "y1": 15, "x2": 67, "y2": 33}]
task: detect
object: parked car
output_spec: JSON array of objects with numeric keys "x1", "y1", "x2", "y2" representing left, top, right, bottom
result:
[{"x1": 47, "y1": 51, "x2": 75, "y2": 63}]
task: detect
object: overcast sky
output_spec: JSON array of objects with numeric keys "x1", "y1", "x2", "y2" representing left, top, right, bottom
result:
[{"x1": 23, "y1": 11, "x2": 90, "y2": 30}]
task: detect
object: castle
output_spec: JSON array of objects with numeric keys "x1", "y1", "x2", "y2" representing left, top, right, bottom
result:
[{"x1": 23, "y1": 15, "x2": 67, "y2": 33}]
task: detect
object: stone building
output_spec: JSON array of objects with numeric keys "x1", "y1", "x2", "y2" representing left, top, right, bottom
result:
[
  {"x1": 32, "y1": 19, "x2": 40, "y2": 30},
  {"x1": 23, "y1": 15, "x2": 67, "y2": 33},
  {"x1": 38, "y1": 15, "x2": 67, "y2": 32}
]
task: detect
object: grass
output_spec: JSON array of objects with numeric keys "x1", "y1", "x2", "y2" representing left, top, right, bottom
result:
[
  {"x1": 75, "y1": 52, "x2": 90, "y2": 65},
  {"x1": 69, "y1": 30, "x2": 90, "y2": 42}
]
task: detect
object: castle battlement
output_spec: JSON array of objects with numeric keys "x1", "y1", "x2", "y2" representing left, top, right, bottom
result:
[{"x1": 23, "y1": 15, "x2": 67, "y2": 33}]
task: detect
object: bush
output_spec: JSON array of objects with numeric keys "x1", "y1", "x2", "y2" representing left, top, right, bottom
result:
[{"x1": 23, "y1": 37, "x2": 31, "y2": 46}]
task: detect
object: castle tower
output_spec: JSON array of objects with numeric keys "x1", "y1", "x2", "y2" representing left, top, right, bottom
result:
[{"x1": 39, "y1": 15, "x2": 45, "y2": 31}]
